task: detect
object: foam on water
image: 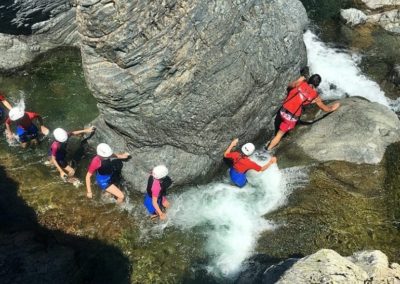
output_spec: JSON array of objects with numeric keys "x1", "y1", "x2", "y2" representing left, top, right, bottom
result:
[
  {"x1": 150, "y1": 152, "x2": 309, "y2": 276},
  {"x1": 304, "y1": 30, "x2": 393, "y2": 107}
]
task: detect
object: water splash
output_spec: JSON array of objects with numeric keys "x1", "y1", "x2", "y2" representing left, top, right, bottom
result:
[
  {"x1": 148, "y1": 152, "x2": 310, "y2": 277},
  {"x1": 304, "y1": 30, "x2": 392, "y2": 107}
]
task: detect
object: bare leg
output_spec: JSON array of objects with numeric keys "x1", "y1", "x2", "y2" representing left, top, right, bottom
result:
[
  {"x1": 105, "y1": 184, "x2": 124, "y2": 204},
  {"x1": 267, "y1": 130, "x2": 285, "y2": 150},
  {"x1": 20, "y1": 142, "x2": 28, "y2": 148}
]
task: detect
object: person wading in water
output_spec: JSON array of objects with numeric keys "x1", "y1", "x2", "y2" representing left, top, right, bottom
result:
[
  {"x1": 144, "y1": 165, "x2": 172, "y2": 220},
  {"x1": 266, "y1": 74, "x2": 340, "y2": 151},
  {"x1": 5, "y1": 106, "x2": 49, "y2": 148},
  {"x1": 50, "y1": 127, "x2": 95, "y2": 181},
  {"x1": 85, "y1": 143, "x2": 130, "y2": 204},
  {"x1": 224, "y1": 138, "x2": 277, "y2": 188}
]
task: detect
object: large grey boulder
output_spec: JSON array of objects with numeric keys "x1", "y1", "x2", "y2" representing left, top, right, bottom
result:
[
  {"x1": 296, "y1": 97, "x2": 400, "y2": 164},
  {"x1": 276, "y1": 249, "x2": 400, "y2": 284},
  {"x1": 76, "y1": 0, "x2": 309, "y2": 190},
  {"x1": 0, "y1": 0, "x2": 79, "y2": 71}
]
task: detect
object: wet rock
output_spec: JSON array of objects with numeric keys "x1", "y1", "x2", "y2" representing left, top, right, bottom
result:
[
  {"x1": 340, "y1": 8, "x2": 368, "y2": 26},
  {"x1": 295, "y1": 97, "x2": 400, "y2": 164},
  {"x1": 361, "y1": 0, "x2": 400, "y2": 9},
  {"x1": 390, "y1": 64, "x2": 400, "y2": 86},
  {"x1": 276, "y1": 249, "x2": 400, "y2": 284},
  {"x1": 367, "y1": 9, "x2": 400, "y2": 34},
  {"x1": 76, "y1": 0, "x2": 309, "y2": 189},
  {"x1": 0, "y1": 1, "x2": 79, "y2": 71}
]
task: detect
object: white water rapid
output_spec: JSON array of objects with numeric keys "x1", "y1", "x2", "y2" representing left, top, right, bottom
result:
[
  {"x1": 304, "y1": 30, "x2": 400, "y2": 110},
  {"x1": 160, "y1": 152, "x2": 308, "y2": 277}
]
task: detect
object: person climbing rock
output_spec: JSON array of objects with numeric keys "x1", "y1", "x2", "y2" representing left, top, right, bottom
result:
[
  {"x1": 50, "y1": 127, "x2": 95, "y2": 181},
  {"x1": 85, "y1": 143, "x2": 130, "y2": 203},
  {"x1": 5, "y1": 107, "x2": 49, "y2": 148},
  {"x1": 144, "y1": 165, "x2": 172, "y2": 220},
  {"x1": 224, "y1": 138, "x2": 277, "y2": 188},
  {"x1": 266, "y1": 74, "x2": 340, "y2": 151}
]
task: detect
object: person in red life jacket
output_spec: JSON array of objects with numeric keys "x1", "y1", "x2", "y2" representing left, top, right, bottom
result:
[
  {"x1": 0, "y1": 91, "x2": 12, "y2": 111},
  {"x1": 266, "y1": 74, "x2": 340, "y2": 151},
  {"x1": 5, "y1": 107, "x2": 49, "y2": 148},
  {"x1": 85, "y1": 143, "x2": 130, "y2": 204},
  {"x1": 224, "y1": 138, "x2": 277, "y2": 188},
  {"x1": 50, "y1": 127, "x2": 95, "y2": 181},
  {"x1": 144, "y1": 165, "x2": 172, "y2": 220}
]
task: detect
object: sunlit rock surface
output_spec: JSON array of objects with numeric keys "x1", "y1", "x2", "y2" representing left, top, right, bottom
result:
[
  {"x1": 76, "y1": 0, "x2": 309, "y2": 189},
  {"x1": 276, "y1": 249, "x2": 400, "y2": 284},
  {"x1": 296, "y1": 97, "x2": 400, "y2": 164}
]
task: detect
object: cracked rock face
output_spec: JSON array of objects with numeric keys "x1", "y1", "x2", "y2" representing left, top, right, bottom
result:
[
  {"x1": 76, "y1": 0, "x2": 308, "y2": 190},
  {"x1": 296, "y1": 97, "x2": 400, "y2": 164},
  {"x1": 0, "y1": 0, "x2": 79, "y2": 71}
]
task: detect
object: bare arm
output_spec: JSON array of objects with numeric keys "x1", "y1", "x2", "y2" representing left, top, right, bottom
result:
[
  {"x1": 224, "y1": 138, "x2": 239, "y2": 157},
  {"x1": 1, "y1": 99, "x2": 12, "y2": 110},
  {"x1": 113, "y1": 152, "x2": 130, "y2": 159},
  {"x1": 152, "y1": 196, "x2": 166, "y2": 220},
  {"x1": 71, "y1": 126, "x2": 95, "y2": 136},
  {"x1": 85, "y1": 172, "x2": 93, "y2": 198},
  {"x1": 51, "y1": 156, "x2": 66, "y2": 178},
  {"x1": 260, "y1": 156, "x2": 277, "y2": 171},
  {"x1": 5, "y1": 121, "x2": 13, "y2": 138},
  {"x1": 314, "y1": 97, "x2": 340, "y2": 113}
]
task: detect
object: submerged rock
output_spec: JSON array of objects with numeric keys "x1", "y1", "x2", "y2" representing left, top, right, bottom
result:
[
  {"x1": 295, "y1": 97, "x2": 400, "y2": 164},
  {"x1": 276, "y1": 249, "x2": 400, "y2": 284},
  {"x1": 76, "y1": 0, "x2": 309, "y2": 189}
]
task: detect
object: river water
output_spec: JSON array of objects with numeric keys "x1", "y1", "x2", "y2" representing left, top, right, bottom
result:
[{"x1": 1, "y1": 2, "x2": 400, "y2": 282}]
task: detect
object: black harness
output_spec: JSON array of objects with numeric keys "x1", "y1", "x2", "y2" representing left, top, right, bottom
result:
[{"x1": 146, "y1": 175, "x2": 172, "y2": 198}]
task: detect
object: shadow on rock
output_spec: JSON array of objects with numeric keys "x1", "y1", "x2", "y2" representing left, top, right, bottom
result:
[{"x1": 0, "y1": 164, "x2": 132, "y2": 284}]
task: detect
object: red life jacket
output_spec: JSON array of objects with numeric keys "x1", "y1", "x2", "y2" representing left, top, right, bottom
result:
[{"x1": 282, "y1": 81, "x2": 318, "y2": 118}]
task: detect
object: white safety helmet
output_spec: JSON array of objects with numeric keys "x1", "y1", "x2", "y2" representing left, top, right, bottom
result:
[
  {"x1": 153, "y1": 165, "x2": 168, "y2": 180},
  {"x1": 9, "y1": 107, "x2": 25, "y2": 121},
  {"x1": 96, "y1": 143, "x2": 113, "y2": 158},
  {"x1": 241, "y1": 143, "x2": 255, "y2": 156},
  {"x1": 53, "y1": 128, "x2": 68, "y2": 143}
]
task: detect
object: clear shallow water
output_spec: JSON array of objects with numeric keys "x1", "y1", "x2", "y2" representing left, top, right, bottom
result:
[
  {"x1": 0, "y1": 47, "x2": 304, "y2": 281},
  {"x1": 0, "y1": 47, "x2": 98, "y2": 130}
]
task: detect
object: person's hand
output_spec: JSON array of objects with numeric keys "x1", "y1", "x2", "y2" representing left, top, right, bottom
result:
[
  {"x1": 68, "y1": 168, "x2": 75, "y2": 177},
  {"x1": 159, "y1": 212, "x2": 167, "y2": 220},
  {"x1": 60, "y1": 172, "x2": 67, "y2": 181},
  {"x1": 232, "y1": 138, "x2": 239, "y2": 146},
  {"x1": 41, "y1": 126, "x2": 49, "y2": 136},
  {"x1": 86, "y1": 192, "x2": 93, "y2": 199},
  {"x1": 330, "y1": 102, "x2": 340, "y2": 112},
  {"x1": 270, "y1": 156, "x2": 277, "y2": 164},
  {"x1": 86, "y1": 126, "x2": 96, "y2": 133}
]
